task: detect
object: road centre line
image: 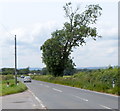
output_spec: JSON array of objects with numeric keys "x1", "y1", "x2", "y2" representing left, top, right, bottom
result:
[
  {"x1": 73, "y1": 95, "x2": 114, "y2": 110},
  {"x1": 100, "y1": 105, "x2": 112, "y2": 110},
  {"x1": 44, "y1": 85, "x2": 49, "y2": 88},
  {"x1": 35, "y1": 80, "x2": 118, "y2": 97},
  {"x1": 73, "y1": 95, "x2": 88, "y2": 102},
  {"x1": 33, "y1": 104, "x2": 37, "y2": 107},
  {"x1": 52, "y1": 88, "x2": 63, "y2": 92},
  {"x1": 40, "y1": 84, "x2": 43, "y2": 85},
  {"x1": 52, "y1": 83, "x2": 118, "y2": 98}
]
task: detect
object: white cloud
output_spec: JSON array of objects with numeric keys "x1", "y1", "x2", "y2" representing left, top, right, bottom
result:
[
  {"x1": 31, "y1": 21, "x2": 61, "y2": 46},
  {"x1": 71, "y1": 39, "x2": 118, "y2": 67},
  {"x1": 11, "y1": 28, "x2": 33, "y2": 43},
  {"x1": 0, "y1": 21, "x2": 61, "y2": 68},
  {"x1": 0, "y1": 1, "x2": 118, "y2": 68},
  {"x1": 0, "y1": 0, "x2": 119, "y2": 3},
  {"x1": 1, "y1": 19, "x2": 118, "y2": 68},
  {"x1": 97, "y1": 21, "x2": 118, "y2": 39}
]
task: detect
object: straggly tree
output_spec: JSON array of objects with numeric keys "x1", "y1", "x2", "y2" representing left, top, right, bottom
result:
[{"x1": 41, "y1": 2, "x2": 102, "y2": 77}]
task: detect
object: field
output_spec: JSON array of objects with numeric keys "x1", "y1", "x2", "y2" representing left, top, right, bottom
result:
[
  {"x1": 0, "y1": 75, "x2": 27, "y2": 96},
  {"x1": 31, "y1": 67, "x2": 120, "y2": 95}
]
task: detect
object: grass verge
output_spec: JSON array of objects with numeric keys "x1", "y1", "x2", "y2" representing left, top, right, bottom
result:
[
  {"x1": 31, "y1": 67, "x2": 120, "y2": 96},
  {"x1": 0, "y1": 76, "x2": 27, "y2": 96}
]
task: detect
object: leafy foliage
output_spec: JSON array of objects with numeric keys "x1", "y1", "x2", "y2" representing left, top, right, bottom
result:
[
  {"x1": 18, "y1": 67, "x2": 30, "y2": 75},
  {"x1": 1, "y1": 68, "x2": 15, "y2": 75},
  {"x1": 41, "y1": 2, "x2": 102, "y2": 76},
  {"x1": 0, "y1": 75, "x2": 14, "y2": 80},
  {"x1": 1, "y1": 67, "x2": 30, "y2": 75},
  {"x1": 41, "y1": 67, "x2": 48, "y2": 75},
  {"x1": 30, "y1": 69, "x2": 41, "y2": 75},
  {"x1": 31, "y1": 67, "x2": 119, "y2": 95}
]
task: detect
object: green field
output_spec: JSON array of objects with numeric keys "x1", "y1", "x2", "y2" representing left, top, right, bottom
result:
[
  {"x1": 0, "y1": 75, "x2": 27, "y2": 96},
  {"x1": 31, "y1": 67, "x2": 120, "y2": 95}
]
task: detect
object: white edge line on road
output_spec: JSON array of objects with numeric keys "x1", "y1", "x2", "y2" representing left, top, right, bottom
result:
[
  {"x1": 100, "y1": 105, "x2": 112, "y2": 109},
  {"x1": 73, "y1": 95, "x2": 88, "y2": 102},
  {"x1": 79, "y1": 88, "x2": 119, "y2": 98},
  {"x1": 52, "y1": 88, "x2": 63, "y2": 92},
  {"x1": 28, "y1": 90, "x2": 46, "y2": 109},
  {"x1": 32, "y1": 79, "x2": 118, "y2": 97}
]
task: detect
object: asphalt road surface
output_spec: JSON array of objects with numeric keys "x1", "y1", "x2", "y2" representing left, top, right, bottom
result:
[
  {"x1": 2, "y1": 90, "x2": 45, "y2": 109},
  {"x1": 19, "y1": 78, "x2": 119, "y2": 110}
]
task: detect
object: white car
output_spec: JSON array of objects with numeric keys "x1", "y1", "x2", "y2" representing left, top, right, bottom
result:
[{"x1": 24, "y1": 76, "x2": 31, "y2": 82}]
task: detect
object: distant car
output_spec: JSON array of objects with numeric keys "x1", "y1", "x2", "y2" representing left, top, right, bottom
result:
[
  {"x1": 21, "y1": 75, "x2": 25, "y2": 78},
  {"x1": 24, "y1": 76, "x2": 31, "y2": 82}
]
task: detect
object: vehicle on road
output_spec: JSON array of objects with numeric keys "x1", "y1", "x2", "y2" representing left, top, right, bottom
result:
[
  {"x1": 24, "y1": 76, "x2": 31, "y2": 82},
  {"x1": 21, "y1": 75, "x2": 25, "y2": 78}
]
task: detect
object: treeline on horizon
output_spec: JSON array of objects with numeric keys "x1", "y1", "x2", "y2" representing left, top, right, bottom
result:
[
  {"x1": 1, "y1": 66, "x2": 119, "y2": 95},
  {"x1": 0, "y1": 65, "x2": 119, "y2": 76}
]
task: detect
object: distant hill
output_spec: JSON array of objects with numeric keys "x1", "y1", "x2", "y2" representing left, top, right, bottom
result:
[
  {"x1": 19, "y1": 66, "x2": 116, "y2": 71},
  {"x1": 29, "y1": 67, "x2": 108, "y2": 71},
  {"x1": 18, "y1": 67, "x2": 42, "y2": 70},
  {"x1": 29, "y1": 68, "x2": 42, "y2": 70},
  {"x1": 77, "y1": 66, "x2": 108, "y2": 69},
  {"x1": 29, "y1": 67, "x2": 107, "y2": 70}
]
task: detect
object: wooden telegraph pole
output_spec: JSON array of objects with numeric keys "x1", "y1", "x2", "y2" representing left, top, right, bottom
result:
[{"x1": 15, "y1": 35, "x2": 17, "y2": 85}]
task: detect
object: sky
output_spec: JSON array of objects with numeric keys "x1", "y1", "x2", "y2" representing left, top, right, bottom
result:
[{"x1": 0, "y1": 0, "x2": 119, "y2": 68}]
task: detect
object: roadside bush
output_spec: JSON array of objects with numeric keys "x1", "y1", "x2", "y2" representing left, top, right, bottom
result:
[
  {"x1": 1, "y1": 75, "x2": 14, "y2": 81},
  {"x1": 31, "y1": 67, "x2": 119, "y2": 95}
]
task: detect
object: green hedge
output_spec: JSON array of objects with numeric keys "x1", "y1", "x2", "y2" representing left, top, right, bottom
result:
[{"x1": 31, "y1": 67, "x2": 119, "y2": 95}]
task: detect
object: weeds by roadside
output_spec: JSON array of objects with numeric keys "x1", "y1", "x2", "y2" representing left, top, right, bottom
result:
[
  {"x1": 31, "y1": 67, "x2": 120, "y2": 95},
  {"x1": 0, "y1": 75, "x2": 27, "y2": 96}
]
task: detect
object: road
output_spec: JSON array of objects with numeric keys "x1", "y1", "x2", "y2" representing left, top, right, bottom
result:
[
  {"x1": 19, "y1": 78, "x2": 119, "y2": 110},
  {"x1": 2, "y1": 90, "x2": 45, "y2": 109}
]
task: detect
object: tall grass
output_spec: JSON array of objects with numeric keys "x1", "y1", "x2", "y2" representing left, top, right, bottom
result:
[
  {"x1": 31, "y1": 67, "x2": 119, "y2": 95},
  {"x1": 0, "y1": 75, "x2": 14, "y2": 81},
  {"x1": 0, "y1": 75, "x2": 27, "y2": 96},
  {"x1": 1, "y1": 79, "x2": 27, "y2": 96}
]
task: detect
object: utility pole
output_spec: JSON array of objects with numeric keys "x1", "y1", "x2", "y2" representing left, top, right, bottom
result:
[{"x1": 15, "y1": 35, "x2": 17, "y2": 85}]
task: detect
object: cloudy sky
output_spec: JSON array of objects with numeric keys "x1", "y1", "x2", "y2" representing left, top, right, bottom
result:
[{"x1": 0, "y1": 0, "x2": 118, "y2": 68}]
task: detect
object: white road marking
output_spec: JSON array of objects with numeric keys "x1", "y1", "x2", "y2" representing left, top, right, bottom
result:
[
  {"x1": 100, "y1": 105, "x2": 112, "y2": 109},
  {"x1": 53, "y1": 84, "x2": 118, "y2": 97},
  {"x1": 41, "y1": 103, "x2": 46, "y2": 108},
  {"x1": 79, "y1": 89, "x2": 118, "y2": 98},
  {"x1": 45, "y1": 85, "x2": 49, "y2": 87},
  {"x1": 28, "y1": 90, "x2": 46, "y2": 109},
  {"x1": 40, "y1": 84, "x2": 43, "y2": 85},
  {"x1": 33, "y1": 104, "x2": 37, "y2": 107},
  {"x1": 73, "y1": 95, "x2": 88, "y2": 102},
  {"x1": 52, "y1": 88, "x2": 63, "y2": 92}
]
